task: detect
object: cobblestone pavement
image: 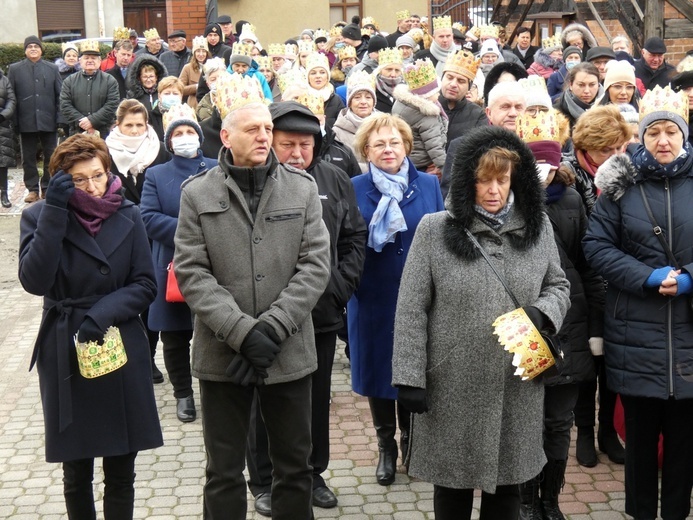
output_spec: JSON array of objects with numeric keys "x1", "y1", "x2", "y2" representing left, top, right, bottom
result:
[{"x1": 0, "y1": 176, "x2": 637, "y2": 519}]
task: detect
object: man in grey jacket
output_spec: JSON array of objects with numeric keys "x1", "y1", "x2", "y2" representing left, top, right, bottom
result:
[{"x1": 173, "y1": 99, "x2": 330, "y2": 520}]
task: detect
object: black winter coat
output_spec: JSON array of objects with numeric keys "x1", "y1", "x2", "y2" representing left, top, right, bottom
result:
[
  {"x1": 105, "y1": 65, "x2": 128, "y2": 100},
  {"x1": 111, "y1": 141, "x2": 170, "y2": 204},
  {"x1": 60, "y1": 71, "x2": 120, "y2": 137},
  {"x1": 324, "y1": 92, "x2": 345, "y2": 133},
  {"x1": 126, "y1": 56, "x2": 169, "y2": 140},
  {"x1": 320, "y1": 127, "x2": 362, "y2": 178},
  {"x1": 0, "y1": 71, "x2": 17, "y2": 168},
  {"x1": 440, "y1": 94, "x2": 488, "y2": 147},
  {"x1": 8, "y1": 58, "x2": 62, "y2": 133},
  {"x1": 563, "y1": 155, "x2": 598, "y2": 216},
  {"x1": 633, "y1": 59, "x2": 676, "y2": 90},
  {"x1": 200, "y1": 109, "x2": 223, "y2": 160}
]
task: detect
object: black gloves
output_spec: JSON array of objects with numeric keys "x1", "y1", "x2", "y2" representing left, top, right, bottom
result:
[
  {"x1": 77, "y1": 317, "x2": 105, "y2": 344},
  {"x1": 46, "y1": 170, "x2": 75, "y2": 208},
  {"x1": 253, "y1": 320, "x2": 281, "y2": 344},
  {"x1": 397, "y1": 385, "x2": 428, "y2": 414},
  {"x1": 239, "y1": 322, "x2": 281, "y2": 372},
  {"x1": 523, "y1": 306, "x2": 547, "y2": 332},
  {"x1": 226, "y1": 354, "x2": 266, "y2": 386}
]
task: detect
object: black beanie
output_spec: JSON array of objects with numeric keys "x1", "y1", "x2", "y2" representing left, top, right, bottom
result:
[
  {"x1": 24, "y1": 35, "x2": 43, "y2": 50},
  {"x1": 368, "y1": 35, "x2": 388, "y2": 54},
  {"x1": 204, "y1": 24, "x2": 222, "y2": 38},
  {"x1": 341, "y1": 24, "x2": 361, "y2": 41}
]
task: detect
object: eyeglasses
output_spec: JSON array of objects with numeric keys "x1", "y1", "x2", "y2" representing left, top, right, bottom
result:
[
  {"x1": 524, "y1": 106, "x2": 550, "y2": 116},
  {"x1": 72, "y1": 172, "x2": 107, "y2": 187},
  {"x1": 367, "y1": 140, "x2": 403, "y2": 152},
  {"x1": 141, "y1": 74, "x2": 157, "y2": 81}
]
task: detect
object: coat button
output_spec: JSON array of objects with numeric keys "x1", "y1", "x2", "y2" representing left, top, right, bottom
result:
[
  {"x1": 255, "y1": 274, "x2": 263, "y2": 281},
  {"x1": 220, "y1": 201, "x2": 228, "y2": 209},
  {"x1": 253, "y1": 236, "x2": 261, "y2": 244},
  {"x1": 99, "y1": 265, "x2": 110, "y2": 275},
  {"x1": 200, "y1": 162, "x2": 205, "y2": 167},
  {"x1": 216, "y1": 332, "x2": 224, "y2": 341},
  {"x1": 397, "y1": 248, "x2": 404, "y2": 255},
  {"x1": 291, "y1": 326, "x2": 298, "y2": 334}
]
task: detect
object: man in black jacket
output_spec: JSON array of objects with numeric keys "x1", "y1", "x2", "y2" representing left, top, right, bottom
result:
[
  {"x1": 385, "y1": 9, "x2": 412, "y2": 47},
  {"x1": 105, "y1": 41, "x2": 134, "y2": 100},
  {"x1": 634, "y1": 37, "x2": 676, "y2": 90},
  {"x1": 245, "y1": 101, "x2": 367, "y2": 515},
  {"x1": 159, "y1": 30, "x2": 192, "y2": 78},
  {"x1": 512, "y1": 27, "x2": 539, "y2": 69},
  {"x1": 8, "y1": 35, "x2": 62, "y2": 202}
]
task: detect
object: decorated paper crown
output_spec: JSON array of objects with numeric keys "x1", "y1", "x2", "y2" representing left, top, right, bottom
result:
[
  {"x1": 452, "y1": 22, "x2": 467, "y2": 33},
  {"x1": 192, "y1": 36, "x2": 208, "y2": 53},
  {"x1": 232, "y1": 42, "x2": 254, "y2": 56},
  {"x1": 295, "y1": 93, "x2": 325, "y2": 115},
  {"x1": 362, "y1": 17, "x2": 379, "y2": 29},
  {"x1": 285, "y1": 43, "x2": 298, "y2": 57},
  {"x1": 255, "y1": 56, "x2": 272, "y2": 70},
  {"x1": 361, "y1": 28, "x2": 372, "y2": 37},
  {"x1": 479, "y1": 24, "x2": 499, "y2": 39},
  {"x1": 347, "y1": 69, "x2": 376, "y2": 92},
  {"x1": 143, "y1": 28, "x2": 160, "y2": 40},
  {"x1": 214, "y1": 71, "x2": 267, "y2": 120},
  {"x1": 298, "y1": 40, "x2": 316, "y2": 54},
  {"x1": 163, "y1": 102, "x2": 198, "y2": 132},
  {"x1": 396, "y1": 10, "x2": 411, "y2": 21},
  {"x1": 277, "y1": 68, "x2": 308, "y2": 93},
  {"x1": 338, "y1": 45, "x2": 357, "y2": 61},
  {"x1": 492, "y1": 308, "x2": 559, "y2": 380},
  {"x1": 79, "y1": 40, "x2": 101, "y2": 55},
  {"x1": 516, "y1": 109, "x2": 560, "y2": 143},
  {"x1": 542, "y1": 34, "x2": 562, "y2": 50},
  {"x1": 305, "y1": 52, "x2": 330, "y2": 72},
  {"x1": 268, "y1": 43, "x2": 290, "y2": 57},
  {"x1": 329, "y1": 26, "x2": 342, "y2": 38},
  {"x1": 74, "y1": 326, "x2": 127, "y2": 379},
  {"x1": 444, "y1": 49, "x2": 480, "y2": 81},
  {"x1": 378, "y1": 47, "x2": 404, "y2": 68},
  {"x1": 61, "y1": 42, "x2": 78, "y2": 56},
  {"x1": 241, "y1": 23, "x2": 257, "y2": 35},
  {"x1": 432, "y1": 16, "x2": 452, "y2": 32},
  {"x1": 640, "y1": 85, "x2": 689, "y2": 123},
  {"x1": 404, "y1": 59, "x2": 439, "y2": 95},
  {"x1": 407, "y1": 28, "x2": 424, "y2": 43},
  {"x1": 113, "y1": 27, "x2": 130, "y2": 41},
  {"x1": 314, "y1": 29, "x2": 329, "y2": 41}
]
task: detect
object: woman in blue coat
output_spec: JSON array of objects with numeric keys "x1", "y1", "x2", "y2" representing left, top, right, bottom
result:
[
  {"x1": 18, "y1": 134, "x2": 162, "y2": 519},
  {"x1": 141, "y1": 104, "x2": 217, "y2": 423},
  {"x1": 348, "y1": 113, "x2": 444, "y2": 486}
]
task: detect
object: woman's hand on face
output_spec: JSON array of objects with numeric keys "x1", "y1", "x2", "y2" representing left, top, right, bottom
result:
[{"x1": 45, "y1": 171, "x2": 75, "y2": 209}]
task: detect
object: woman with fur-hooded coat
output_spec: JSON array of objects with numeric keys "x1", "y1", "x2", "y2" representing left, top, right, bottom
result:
[
  {"x1": 560, "y1": 23, "x2": 598, "y2": 55},
  {"x1": 527, "y1": 48, "x2": 562, "y2": 80},
  {"x1": 392, "y1": 83, "x2": 448, "y2": 174},
  {"x1": 392, "y1": 125, "x2": 570, "y2": 517},
  {"x1": 126, "y1": 55, "x2": 168, "y2": 139}
]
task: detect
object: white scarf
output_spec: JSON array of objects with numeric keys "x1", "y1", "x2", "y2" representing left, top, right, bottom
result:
[
  {"x1": 106, "y1": 125, "x2": 161, "y2": 177},
  {"x1": 308, "y1": 82, "x2": 335, "y2": 102},
  {"x1": 430, "y1": 42, "x2": 458, "y2": 77}
]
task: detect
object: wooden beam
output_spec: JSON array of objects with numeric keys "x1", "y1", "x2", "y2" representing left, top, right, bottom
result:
[
  {"x1": 665, "y1": 18, "x2": 693, "y2": 39},
  {"x1": 627, "y1": 0, "x2": 644, "y2": 20},
  {"x1": 507, "y1": 0, "x2": 537, "y2": 43},
  {"x1": 607, "y1": 0, "x2": 644, "y2": 52},
  {"x1": 584, "y1": 0, "x2": 612, "y2": 40},
  {"x1": 667, "y1": 0, "x2": 693, "y2": 22},
  {"x1": 644, "y1": 0, "x2": 664, "y2": 40}
]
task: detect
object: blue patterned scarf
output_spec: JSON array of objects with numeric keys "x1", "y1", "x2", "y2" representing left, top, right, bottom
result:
[
  {"x1": 367, "y1": 159, "x2": 410, "y2": 252},
  {"x1": 631, "y1": 141, "x2": 693, "y2": 179}
]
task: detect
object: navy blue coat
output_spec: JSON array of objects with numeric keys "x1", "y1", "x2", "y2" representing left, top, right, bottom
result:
[
  {"x1": 19, "y1": 196, "x2": 162, "y2": 462},
  {"x1": 141, "y1": 152, "x2": 217, "y2": 332},
  {"x1": 8, "y1": 58, "x2": 62, "y2": 133},
  {"x1": 583, "y1": 152, "x2": 693, "y2": 400},
  {"x1": 348, "y1": 162, "x2": 444, "y2": 399}
]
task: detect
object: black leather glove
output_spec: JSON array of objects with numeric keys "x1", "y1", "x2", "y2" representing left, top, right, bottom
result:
[
  {"x1": 240, "y1": 325, "x2": 281, "y2": 371},
  {"x1": 77, "y1": 317, "x2": 105, "y2": 344},
  {"x1": 397, "y1": 385, "x2": 428, "y2": 414},
  {"x1": 523, "y1": 306, "x2": 547, "y2": 332},
  {"x1": 46, "y1": 170, "x2": 75, "y2": 208},
  {"x1": 253, "y1": 320, "x2": 281, "y2": 344},
  {"x1": 226, "y1": 354, "x2": 266, "y2": 386}
]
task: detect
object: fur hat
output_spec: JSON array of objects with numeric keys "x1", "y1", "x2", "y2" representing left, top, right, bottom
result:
[
  {"x1": 603, "y1": 60, "x2": 636, "y2": 91},
  {"x1": 163, "y1": 103, "x2": 204, "y2": 153}
]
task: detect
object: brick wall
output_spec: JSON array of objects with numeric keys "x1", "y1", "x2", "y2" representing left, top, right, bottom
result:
[{"x1": 166, "y1": 0, "x2": 207, "y2": 39}]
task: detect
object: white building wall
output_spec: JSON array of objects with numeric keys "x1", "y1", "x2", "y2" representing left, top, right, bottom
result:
[{"x1": 1, "y1": 1, "x2": 39, "y2": 43}]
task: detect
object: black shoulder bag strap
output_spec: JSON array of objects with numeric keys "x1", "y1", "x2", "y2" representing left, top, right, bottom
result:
[{"x1": 638, "y1": 184, "x2": 681, "y2": 270}]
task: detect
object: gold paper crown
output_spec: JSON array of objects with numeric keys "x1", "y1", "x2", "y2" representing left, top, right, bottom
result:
[
  {"x1": 347, "y1": 69, "x2": 376, "y2": 92},
  {"x1": 453, "y1": 22, "x2": 467, "y2": 33},
  {"x1": 396, "y1": 10, "x2": 411, "y2": 21},
  {"x1": 295, "y1": 93, "x2": 325, "y2": 115},
  {"x1": 338, "y1": 45, "x2": 357, "y2": 61},
  {"x1": 362, "y1": 17, "x2": 378, "y2": 29},
  {"x1": 516, "y1": 108, "x2": 561, "y2": 143},
  {"x1": 113, "y1": 27, "x2": 130, "y2": 41},
  {"x1": 298, "y1": 40, "x2": 316, "y2": 54},
  {"x1": 163, "y1": 102, "x2": 198, "y2": 132},
  {"x1": 640, "y1": 85, "x2": 689, "y2": 124},
  {"x1": 285, "y1": 43, "x2": 298, "y2": 57},
  {"x1": 277, "y1": 68, "x2": 308, "y2": 94},
  {"x1": 403, "y1": 59, "x2": 438, "y2": 91},
  {"x1": 305, "y1": 52, "x2": 330, "y2": 72},
  {"x1": 432, "y1": 16, "x2": 452, "y2": 32},
  {"x1": 255, "y1": 56, "x2": 272, "y2": 70},
  {"x1": 61, "y1": 42, "x2": 78, "y2": 55},
  {"x1": 232, "y1": 42, "x2": 254, "y2": 56},
  {"x1": 361, "y1": 28, "x2": 371, "y2": 37},
  {"x1": 329, "y1": 26, "x2": 342, "y2": 38},
  {"x1": 241, "y1": 23, "x2": 257, "y2": 35},
  {"x1": 493, "y1": 308, "x2": 558, "y2": 380},
  {"x1": 407, "y1": 28, "x2": 424, "y2": 43},
  {"x1": 268, "y1": 43, "x2": 286, "y2": 57},
  {"x1": 443, "y1": 50, "x2": 480, "y2": 80},
  {"x1": 478, "y1": 25, "x2": 499, "y2": 39},
  {"x1": 214, "y1": 71, "x2": 267, "y2": 120},
  {"x1": 378, "y1": 47, "x2": 403, "y2": 68},
  {"x1": 192, "y1": 36, "x2": 208, "y2": 53},
  {"x1": 542, "y1": 34, "x2": 562, "y2": 49},
  {"x1": 314, "y1": 29, "x2": 329, "y2": 40},
  {"x1": 74, "y1": 326, "x2": 127, "y2": 379},
  {"x1": 143, "y1": 28, "x2": 160, "y2": 40},
  {"x1": 79, "y1": 40, "x2": 101, "y2": 55}
]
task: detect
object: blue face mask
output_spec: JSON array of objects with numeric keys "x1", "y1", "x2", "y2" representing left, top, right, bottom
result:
[
  {"x1": 334, "y1": 42, "x2": 346, "y2": 50},
  {"x1": 565, "y1": 61, "x2": 578, "y2": 70},
  {"x1": 160, "y1": 94, "x2": 182, "y2": 110}
]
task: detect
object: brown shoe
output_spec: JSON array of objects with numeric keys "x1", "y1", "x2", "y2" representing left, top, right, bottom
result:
[{"x1": 24, "y1": 192, "x2": 40, "y2": 203}]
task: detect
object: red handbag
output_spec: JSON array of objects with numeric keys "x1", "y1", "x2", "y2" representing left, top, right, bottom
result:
[{"x1": 165, "y1": 262, "x2": 185, "y2": 302}]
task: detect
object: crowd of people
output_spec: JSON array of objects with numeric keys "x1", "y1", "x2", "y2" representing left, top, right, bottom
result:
[{"x1": 6, "y1": 8, "x2": 693, "y2": 520}]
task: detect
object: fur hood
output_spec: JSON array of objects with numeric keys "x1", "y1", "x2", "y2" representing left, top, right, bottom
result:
[
  {"x1": 561, "y1": 23, "x2": 598, "y2": 50},
  {"x1": 393, "y1": 84, "x2": 442, "y2": 117},
  {"x1": 594, "y1": 153, "x2": 638, "y2": 201},
  {"x1": 482, "y1": 62, "x2": 528, "y2": 104},
  {"x1": 532, "y1": 48, "x2": 560, "y2": 69},
  {"x1": 443, "y1": 126, "x2": 546, "y2": 260},
  {"x1": 55, "y1": 58, "x2": 81, "y2": 74},
  {"x1": 126, "y1": 55, "x2": 168, "y2": 99}
]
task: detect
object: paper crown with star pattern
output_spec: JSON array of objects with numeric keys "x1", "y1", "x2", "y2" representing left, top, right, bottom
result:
[
  {"x1": 515, "y1": 108, "x2": 561, "y2": 143},
  {"x1": 231, "y1": 42, "x2": 254, "y2": 56},
  {"x1": 214, "y1": 71, "x2": 267, "y2": 120},
  {"x1": 403, "y1": 58, "x2": 439, "y2": 96},
  {"x1": 79, "y1": 40, "x2": 101, "y2": 56},
  {"x1": 362, "y1": 17, "x2": 379, "y2": 29},
  {"x1": 314, "y1": 29, "x2": 329, "y2": 41},
  {"x1": 378, "y1": 47, "x2": 403, "y2": 68},
  {"x1": 192, "y1": 36, "x2": 208, "y2": 53},
  {"x1": 143, "y1": 28, "x2": 160, "y2": 40},
  {"x1": 432, "y1": 16, "x2": 452, "y2": 32},
  {"x1": 443, "y1": 49, "x2": 480, "y2": 81},
  {"x1": 542, "y1": 34, "x2": 562, "y2": 50},
  {"x1": 338, "y1": 45, "x2": 357, "y2": 61},
  {"x1": 254, "y1": 56, "x2": 271, "y2": 70},
  {"x1": 396, "y1": 10, "x2": 410, "y2": 21},
  {"x1": 277, "y1": 68, "x2": 308, "y2": 94},
  {"x1": 639, "y1": 85, "x2": 690, "y2": 142},
  {"x1": 294, "y1": 93, "x2": 325, "y2": 115},
  {"x1": 113, "y1": 27, "x2": 131, "y2": 41},
  {"x1": 478, "y1": 25, "x2": 499, "y2": 39},
  {"x1": 298, "y1": 40, "x2": 316, "y2": 54}
]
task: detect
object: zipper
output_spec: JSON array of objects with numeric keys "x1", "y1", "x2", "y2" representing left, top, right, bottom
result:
[
  {"x1": 665, "y1": 179, "x2": 674, "y2": 397},
  {"x1": 248, "y1": 169, "x2": 256, "y2": 220},
  {"x1": 265, "y1": 213, "x2": 302, "y2": 222}
]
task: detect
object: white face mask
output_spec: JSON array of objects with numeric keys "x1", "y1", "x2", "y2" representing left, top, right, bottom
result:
[
  {"x1": 171, "y1": 135, "x2": 200, "y2": 158},
  {"x1": 160, "y1": 94, "x2": 182, "y2": 110},
  {"x1": 536, "y1": 163, "x2": 553, "y2": 183}
]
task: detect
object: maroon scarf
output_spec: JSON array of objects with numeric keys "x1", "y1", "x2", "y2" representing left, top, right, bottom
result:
[{"x1": 68, "y1": 175, "x2": 124, "y2": 236}]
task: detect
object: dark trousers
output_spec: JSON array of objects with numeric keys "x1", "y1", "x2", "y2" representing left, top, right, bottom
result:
[
  {"x1": 574, "y1": 356, "x2": 616, "y2": 430},
  {"x1": 160, "y1": 329, "x2": 193, "y2": 398},
  {"x1": 247, "y1": 331, "x2": 337, "y2": 491},
  {"x1": 544, "y1": 383, "x2": 579, "y2": 460},
  {"x1": 63, "y1": 452, "x2": 137, "y2": 520},
  {"x1": 200, "y1": 376, "x2": 313, "y2": 520},
  {"x1": 433, "y1": 484, "x2": 520, "y2": 520},
  {"x1": 20, "y1": 131, "x2": 56, "y2": 193},
  {"x1": 0, "y1": 167, "x2": 7, "y2": 191},
  {"x1": 621, "y1": 395, "x2": 693, "y2": 520}
]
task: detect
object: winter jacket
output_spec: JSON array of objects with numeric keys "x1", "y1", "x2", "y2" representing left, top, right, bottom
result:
[
  {"x1": 320, "y1": 124, "x2": 362, "y2": 177},
  {"x1": 348, "y1": 162, "x2": 445, "y2": 400},
  {"x1": 332, "y1": 108, "x2": 369, "y2": 173},
  {"x1": 179, "y1": 62, "x2": 201, "y2": 109},
  {"x1": 512, "y1": 44, "x2": 539, "y2": 69},
  {"x1": 440, "y1": 94, "x2": 488, "y2": 147},
  {"x1": 110, "y1": 140, "x2": 170, "y2": 205},
  {"x1": 55, "y1": 58, "x2": 80, "y2": 81},
  {"x1": 0, "y1": 71, "x2": 17, "y2": 168},
  {"x1": 633, "y1": 59, "x2": 676, "y2": 90},
  {"x1": 392, "y1": 84, "x2": 448, "y2": 171},
  {"x1": 60, "y1": 70, "x2": 120, "y2": 138},
  {"x1": 200, "y1": 108, "x2": 223, "y2": 159},
  {"x1": 323, "y1": 92, "x2": 345, "y2": 133},
  {"x1": 173, "y1": 149, "x2": 331, "y2": 384},
  {"x1": 126, "y1": 55, "x2": 169, "y2": 139},
  {"x1": 392, "y1": 125, "x2": 570, "y2": 492},
  {"x1": 562, "y1": 155, "x2": 599, "y2": 216},
  {"x1": 8, "y1": 58, "x2": 62, "y2": 133},
  {"x1": 105, "y1": 65, "x2": 128, "y2": 100},
  {"x1": 527, "y1": 48, "x2": 560, "y2": 79},
  {"x1": 159, "y1": 48, "x2": 192, "y2": 78},
  {"x1": 547, "y1": 66, "x2": 569, "y2": 102},
  {"x1": 583, "y1": 150, "x2": 693, "y2": 400}
]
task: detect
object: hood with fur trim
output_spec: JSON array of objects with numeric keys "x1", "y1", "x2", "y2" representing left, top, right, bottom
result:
[
  {"x1": 593, "y1": 153, "x2": 637, "y2": 201},
  {"x1": 443, "y1": 125, "x2": 546, "y2": 259},
  {"x1": 393, "y1": 84, "x2": 441, "y2": 116},
  {"x1": 532, "y1": 48, "x2": 560, "y2": 69},
  {"x1": 126, "y1": 55, "x2": 168, "y2": 99},
  {"x1": 560, "y1": 23, "x2": 598, "y2": 51}
]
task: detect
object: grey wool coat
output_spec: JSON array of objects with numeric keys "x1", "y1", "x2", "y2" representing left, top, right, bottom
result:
[
  {"x1": 392, "y1": 126, "x2": 571, "y2": 492},
  {"x1": 173, "y1": 150, "x2": 331, "y2": 384}
]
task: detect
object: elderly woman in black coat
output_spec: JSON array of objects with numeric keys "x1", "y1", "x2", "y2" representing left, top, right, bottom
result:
[
  {"x1": 18, "y1": 134, "x2": 162, "y2": 519},
  {"x1": 0, "y1": 68, "x2": 16, "y2": 208}
]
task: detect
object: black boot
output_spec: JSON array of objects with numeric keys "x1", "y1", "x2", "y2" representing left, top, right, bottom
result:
[
  {"x1": 0, "y1": 190, "x2": 10, "y2": 208},
  {"x1": 541, "y1": 459, "x2": 567, "y2": 520},
  {"x1": 518, "y1": 474, "x2": 543, "y2": 520},
  {"x1": 597, "y1": 425, "x2": 625, "y2": 464},
  {"x1": 369, "y1": 397, "x2": 397, "y2": 486},
  {"x1": 575, "y1": 427, "x2": 598, "y2": 467},
  {"x1": 400, "y1": 428, "x2": 410, "y2": 465}
]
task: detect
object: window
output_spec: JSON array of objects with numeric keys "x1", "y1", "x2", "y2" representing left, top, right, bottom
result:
[
  {"x1": 36, "y1": 0, "x2": 85, "y2": 36},
  {"x1": 330, "y1": 0, "x2": 362, "y2": 25}
]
